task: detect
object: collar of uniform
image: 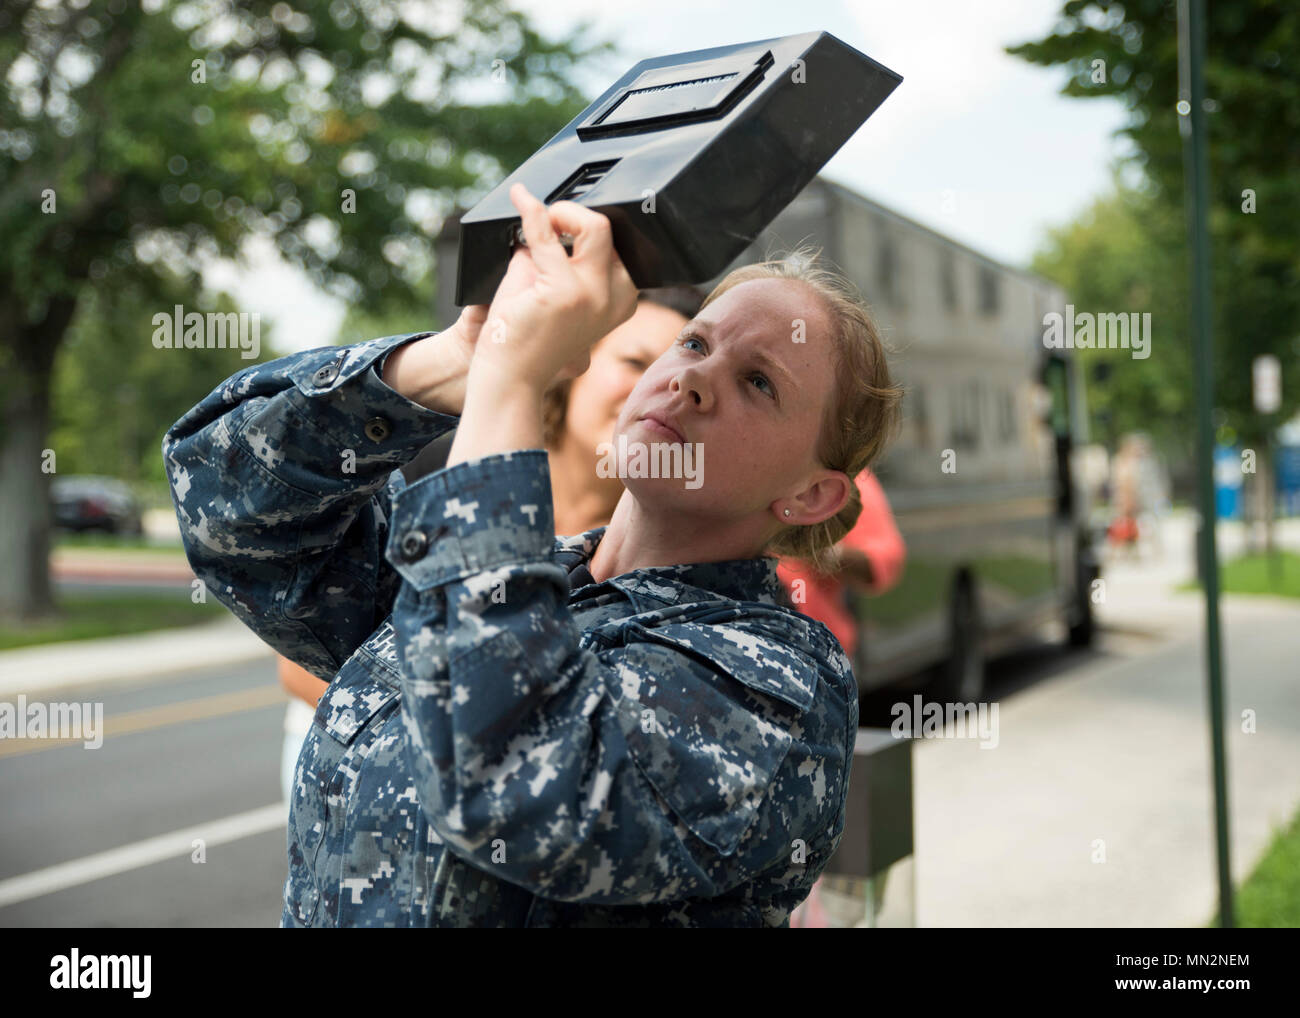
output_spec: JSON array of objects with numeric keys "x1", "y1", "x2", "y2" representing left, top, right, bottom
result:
[{"x1": 551, "y1": 525, "x2": 786, "y2": 610}]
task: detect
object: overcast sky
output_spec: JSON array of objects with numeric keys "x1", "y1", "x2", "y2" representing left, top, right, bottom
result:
[{"x1": 219, "y1": 0, "x2": 1135, "y2": 353}]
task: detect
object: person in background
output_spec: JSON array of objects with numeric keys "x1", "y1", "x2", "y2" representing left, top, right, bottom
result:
[
  {"x1": 276, "y1": 286, "x2": 703, "y2": 802},
  {"x1": 781, "y1": 466, "x2": 904, "y2": 927},
  {"x1": 1108, "y1": 434, "x2": 1143, "y2": 558}
]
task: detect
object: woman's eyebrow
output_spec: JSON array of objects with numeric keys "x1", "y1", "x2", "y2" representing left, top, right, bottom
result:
[
  {"x1": 687, "y1": 319, "x2": 799, "y2": 392},
  {"x1": 752, "y1": 348, "x2": 798, "y2": 392}
]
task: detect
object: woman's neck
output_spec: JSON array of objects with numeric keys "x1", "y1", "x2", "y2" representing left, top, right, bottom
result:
[
  {"x1": 547, "y1": 439, "x2": 623, "y2": 537},
  {"x1": 588, "y1": 490, "x2": 778, "y2": 582}
]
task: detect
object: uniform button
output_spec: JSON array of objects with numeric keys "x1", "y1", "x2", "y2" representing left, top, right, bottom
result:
[
  {"x1": 399, "y1": 530, "x2": 428, "y2": 561},
  {"x1": 364, "y1": 416, "x2": 391, "y2": 443},
  {"x1": 313, "y1": 359, "x2": 342, "y2": 386}
]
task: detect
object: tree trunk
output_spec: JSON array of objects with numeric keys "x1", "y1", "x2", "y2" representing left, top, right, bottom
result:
[{"x1": 0, "y1": 294, "x2": 78, "y2": 620}]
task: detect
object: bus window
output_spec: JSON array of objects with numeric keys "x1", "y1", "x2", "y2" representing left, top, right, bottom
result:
[
  {"x1": 1042, "y1": 356, "x2": 1071, "y2": 437},
  {"x1": 912, "y1": 383, "x2": 930, "y2": 449},
  {"x1": 978, "y1": 265, "x2": 1000, "y2": 315},
  {"x1": 940, "y1": 251, "x2": 957, "y2": 312},
  {"x1": 999, "y1": 388, "x2": 1017, "y2": 443},
  {"x1": 1042, "y1": 355, "x2": 1074, "y2": 514},
  {"x1": 877, "y1": 235, "x2": 897, "y2": 306},
  {"x1": 948, "y1": 380, "x2": 980, "y2": 450}
]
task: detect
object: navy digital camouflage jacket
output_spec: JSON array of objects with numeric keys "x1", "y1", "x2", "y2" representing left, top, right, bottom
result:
[{"x1": 162, "y1": 332, "x2": 860, "y2": 927}]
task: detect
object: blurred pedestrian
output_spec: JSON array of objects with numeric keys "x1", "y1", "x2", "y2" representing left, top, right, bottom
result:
[{"x1": 1109, "y1": 434, "x2": 1144, "y2": 557}]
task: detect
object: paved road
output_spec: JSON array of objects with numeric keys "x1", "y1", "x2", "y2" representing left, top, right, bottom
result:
[{"x1": 0, "y1": 659, "x2": 288, "y2": 928}]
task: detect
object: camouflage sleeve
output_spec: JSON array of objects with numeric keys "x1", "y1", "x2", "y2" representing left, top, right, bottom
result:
[
  {"x1": 386, "y1": 449, "x2": 854, "y2": 904},
  {"x1": 162, "y1": 333, "x2": 460, "y2": 680}
]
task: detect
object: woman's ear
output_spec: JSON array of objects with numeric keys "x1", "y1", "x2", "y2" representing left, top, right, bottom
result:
[{"x1": 776, "y1": 469, "x2": 853, "y2": 527}]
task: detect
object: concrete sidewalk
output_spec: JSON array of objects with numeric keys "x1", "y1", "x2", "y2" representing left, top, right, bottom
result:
[
  {"x1": 913, "y1": 512, "x2": 1300, "y2": 926},
  {"x1": 0, "y1": 616, "x2": 273, "y2": 698}
]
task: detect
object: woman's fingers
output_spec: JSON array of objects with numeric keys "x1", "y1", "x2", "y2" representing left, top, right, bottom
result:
[
  {"x1": 544, "y1": 199, "x2": 614, "y2": 264},
  {"x1": 542, "y1": 199, "x2": 637, "y2": 325},
  {"x1": 509, "y1": 183, "x2": 573, "y2": 278},
  {"x1": 501, "y1": 182, "x2": 637, "y2": 366}
]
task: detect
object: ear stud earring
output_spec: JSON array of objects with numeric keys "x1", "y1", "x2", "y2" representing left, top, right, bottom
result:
[{"x1": 783, "y1": 508, "x2": 792, "y2": 518}]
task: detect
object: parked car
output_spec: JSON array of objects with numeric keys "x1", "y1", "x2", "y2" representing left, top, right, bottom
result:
[{"x1": 51, "y1": 476, "x2": 144, "y2": 536}]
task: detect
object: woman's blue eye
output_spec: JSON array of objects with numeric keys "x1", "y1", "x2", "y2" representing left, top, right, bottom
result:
[
  {"x1": 750, "y1": 374, "x2": 774, "y2": 397},
  {"x1": 681, "y1": 336, "x2": 704, "y2": 352}
]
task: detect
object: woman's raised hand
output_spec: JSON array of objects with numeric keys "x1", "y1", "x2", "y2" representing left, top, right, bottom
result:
[{"x1": 472, "y1": 182, "x2": 638, "y2": 391}]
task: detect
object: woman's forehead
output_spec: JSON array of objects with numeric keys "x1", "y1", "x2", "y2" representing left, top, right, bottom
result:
[{"x1": 697, "y1": 277, "x2": 830, "y2": 343}]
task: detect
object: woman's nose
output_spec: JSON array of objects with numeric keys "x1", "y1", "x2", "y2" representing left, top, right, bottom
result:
[{"x1": 670, "y1": 367, "x2": 710, "y2": 409}]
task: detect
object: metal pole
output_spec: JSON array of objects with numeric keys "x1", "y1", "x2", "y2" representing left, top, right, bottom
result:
[{"x1": 1178, "y1": 0, "x2": 1234, "y2": 928}]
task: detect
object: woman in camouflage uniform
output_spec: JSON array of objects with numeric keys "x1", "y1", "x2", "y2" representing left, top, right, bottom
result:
[{"x1": 164, "y1": 184, "x2": 900, "y2": 926}]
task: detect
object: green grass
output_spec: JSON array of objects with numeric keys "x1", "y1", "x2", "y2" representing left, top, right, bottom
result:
[
  {"x1": 0, "y1": 595, "x2": 228, "y2": 651},
  {"x1": 1208, "y1": 804, "x2": 1300, "y2": 927},
  {"x1": 1181, "y1": 550, "x2": 1300, "y2": 600}
]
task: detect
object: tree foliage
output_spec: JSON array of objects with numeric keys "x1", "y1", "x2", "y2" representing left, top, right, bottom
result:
[
  {"x1": 0, "y1": 0, "x2": 609, "y2": 615},
  {"x1": 1009, "y1": 0, "x2": 1300, "y2": 452},
  {"x1": 1030, "y1": 178, "x2": 1191, "y2": 456}
]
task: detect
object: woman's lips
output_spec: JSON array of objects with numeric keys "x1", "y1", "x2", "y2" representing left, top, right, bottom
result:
[{"x1": 640, "y1": 415, "x2": 684, "y2": 443}]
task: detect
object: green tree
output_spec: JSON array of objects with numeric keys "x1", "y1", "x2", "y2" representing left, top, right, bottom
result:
[
  {"x1": 49, "y1": 272, "x2": 274, "y2": 490},
  {"x1": 0, "y1": 0, "x2": 606, "y2": 618},
  {"x1": 1008, "y1": 1, "x2": 1300, "y2": 451},
  {"x1": 1030, "y1": 178, "x2": 1192, "y2": 463}
]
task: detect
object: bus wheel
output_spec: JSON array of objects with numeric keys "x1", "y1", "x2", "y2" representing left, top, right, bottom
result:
[{"x1": 935, "y1": 580, "x2": 984, "y2": 703}]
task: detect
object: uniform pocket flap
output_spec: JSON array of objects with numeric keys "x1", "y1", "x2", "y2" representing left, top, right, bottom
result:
[
  {"x1": 630, "y1": 619, "x2": 819, "y2": 713},
  {"x1": 608, "y1": 639, "x2": 799, "y2": 857}
]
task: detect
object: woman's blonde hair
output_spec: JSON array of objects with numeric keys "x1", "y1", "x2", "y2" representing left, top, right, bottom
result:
[{"x1": 698, "y1": 246, "x2": 902, "y2": 573}]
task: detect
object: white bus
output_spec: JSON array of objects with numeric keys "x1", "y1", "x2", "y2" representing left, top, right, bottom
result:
[{"x1": 717, "y1": 177, "x2": 1099, "y2": 702}]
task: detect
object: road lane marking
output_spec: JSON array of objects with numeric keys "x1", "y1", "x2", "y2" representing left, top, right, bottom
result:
[
  {"x1": 0, "y1": 803, "x2": 288, "y2": 909},
  {"x1": 0, "y1": 684, "x2": 289, "y2": 759}
]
